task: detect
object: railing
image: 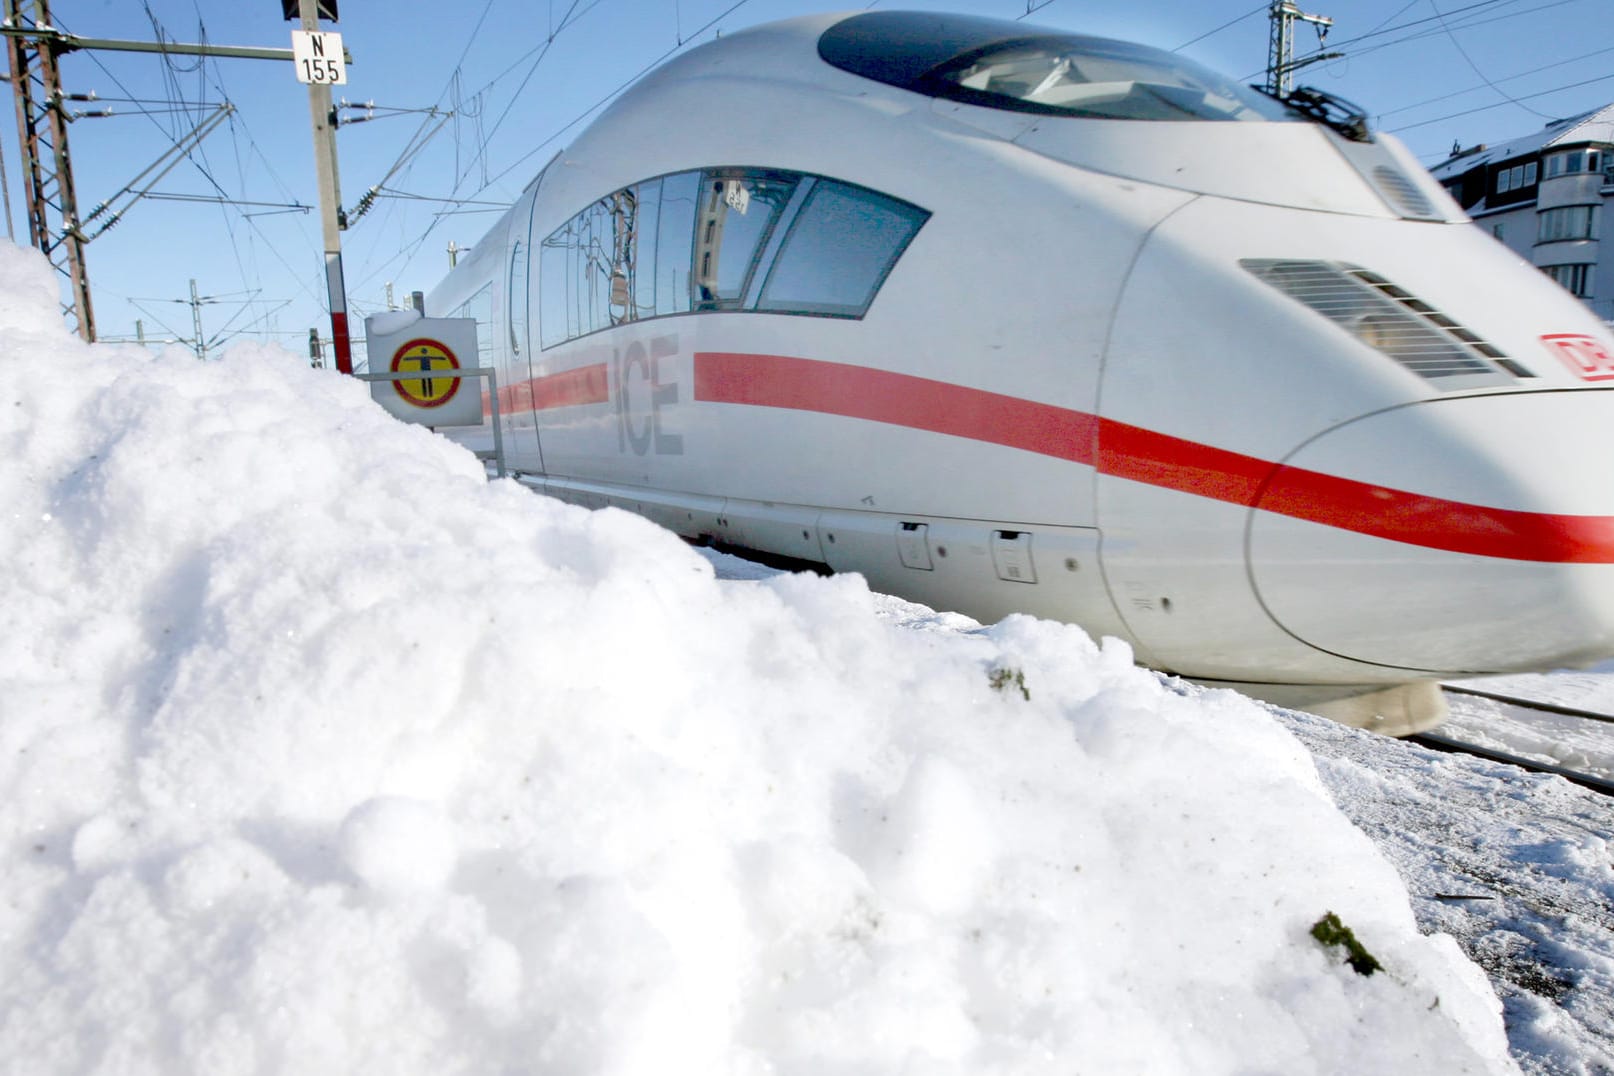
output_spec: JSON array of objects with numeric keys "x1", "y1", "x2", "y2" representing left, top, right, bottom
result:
[{"x1": 356, "y1": 366, "x2": 507, "y2": 478}]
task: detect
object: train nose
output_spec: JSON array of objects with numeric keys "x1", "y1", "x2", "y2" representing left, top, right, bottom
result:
[{"x1": 1247, "y1": 390, "x2": 1614, "y2": 675}]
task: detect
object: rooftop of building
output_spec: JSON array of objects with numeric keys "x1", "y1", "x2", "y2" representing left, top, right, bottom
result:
[{"x1": 1430, "y1": 102, "x2": 1614, "y2": 179}]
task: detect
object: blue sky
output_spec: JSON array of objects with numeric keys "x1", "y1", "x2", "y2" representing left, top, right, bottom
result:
[{"x1": 6, "y1": 0, "x2": 1611, "y2": 356}]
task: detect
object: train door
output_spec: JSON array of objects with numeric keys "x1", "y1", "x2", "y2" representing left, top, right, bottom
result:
[{"x1": 499, "y1": 185, "x2": 544, "y2": 474}]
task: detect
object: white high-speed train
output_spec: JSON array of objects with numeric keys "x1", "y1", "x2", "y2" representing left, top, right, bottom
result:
[{"x1": 422, "y1": 10, "x2": 1614, "y2": 733}]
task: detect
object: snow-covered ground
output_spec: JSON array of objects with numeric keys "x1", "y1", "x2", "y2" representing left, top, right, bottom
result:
[
  {"x1": 1274, "y1": 708, "x2": 1614, "y2": 1076},
  {"x1": 3, "y1": 241, "x2": 1609, "y2": 1074},
  {"x1": 715, "y1": 547, "x2": 1614, "y2": 1076},
  {"x1": 1441, "y1": 669, "x2": 1614, "y2": 785}
]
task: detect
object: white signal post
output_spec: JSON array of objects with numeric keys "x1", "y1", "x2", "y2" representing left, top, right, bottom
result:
[{"x1": 296, "y1": 0, "x2": 352, "y2": 374}]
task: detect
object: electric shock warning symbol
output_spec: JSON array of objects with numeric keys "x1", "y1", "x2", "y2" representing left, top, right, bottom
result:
[{"x1": 390, "y1": 338, "x2": 462, "y2": 408}]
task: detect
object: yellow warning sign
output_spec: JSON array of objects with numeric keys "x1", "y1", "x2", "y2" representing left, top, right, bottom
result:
[{"x1": 390, "y1": 337, "x2": 462, "y2": 408}]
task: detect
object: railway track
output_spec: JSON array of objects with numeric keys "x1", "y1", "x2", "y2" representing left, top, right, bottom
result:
[
  {"x1": 1441, "y1": 683, "x2": 1614, "y2": 725},
  {"x1": 1409, "y1": 687, "x2": 1614, "y2": 797}
]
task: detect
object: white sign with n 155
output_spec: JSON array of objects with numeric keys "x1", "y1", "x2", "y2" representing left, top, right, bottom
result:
[{"x1": 291, "y1": 31, "x2": 346, "y2": 85}]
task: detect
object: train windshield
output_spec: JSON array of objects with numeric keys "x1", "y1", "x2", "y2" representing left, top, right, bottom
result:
[{"x1": 820, "y1": 12, "x2": 1294, "y2": 124}]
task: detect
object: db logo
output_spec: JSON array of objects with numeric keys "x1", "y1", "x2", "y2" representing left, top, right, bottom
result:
[{"x1": 1541, "y1": 333, "x2": 1614, "y2": 381}]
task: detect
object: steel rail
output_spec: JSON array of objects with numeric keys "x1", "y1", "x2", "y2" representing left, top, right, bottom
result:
[
  {"x1": 1413, "y1": 722, "x2": 1614, "y2": 798},
  {"x1": 1442, "y1": 683, "x2": 1614, "y2": 725}
]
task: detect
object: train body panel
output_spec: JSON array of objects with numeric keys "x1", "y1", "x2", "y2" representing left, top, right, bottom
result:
[
  {"x1": 1251, "y1": 390, "x2": 1614, "y2": 674},
  {"x1": 1095, "y1": 190, "x2": 1614, "y2": 683},
  {"x1": 419, "y1": 10, "x2": 1614, "y2": 730}
]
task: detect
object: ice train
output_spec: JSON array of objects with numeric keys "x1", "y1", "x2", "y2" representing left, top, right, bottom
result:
[{"x1": 421, "y1": 10, "x2": 1614, "y2": 733}]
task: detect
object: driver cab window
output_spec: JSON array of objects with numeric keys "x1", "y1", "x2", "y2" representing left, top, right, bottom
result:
[{"x1": 692, "y1": 171, "x2": 798, "y2": 310}]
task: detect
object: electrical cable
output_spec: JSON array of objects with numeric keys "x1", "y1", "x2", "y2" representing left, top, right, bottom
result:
[
  {"x1": 1377, "y1": 44, "x2": 1614, "y2": 117},
  {"x1": 57, "y1": 8, "x2": 321, "y2": 337},
  {"x1": 1016, "y1": 0, "x2": 1058, "y2": 20},
  {"x1": 1390, "y1": 70, "x2": 1614, "y2": 133},
  {"x1": 1244, "y1": 0, "x2": 1555, "y2": 80},
  {"x1": 1173, "y1": 3, "x2": 1267, "y2": 52},
  {"x1": 1335, "y1": 0, "x2": 1575, "y2": 61}
]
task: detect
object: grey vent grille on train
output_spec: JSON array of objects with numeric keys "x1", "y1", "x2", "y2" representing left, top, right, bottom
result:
[
  {"x1": 1240, "y1": 259, "x2": 1524, "y2": 384},
  {"x1": 1370, "y1": 165, "x2": 1438, "y2": 219}
]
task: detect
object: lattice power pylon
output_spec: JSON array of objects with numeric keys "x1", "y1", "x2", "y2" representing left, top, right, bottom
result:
[
  {"x1": 1266, "y1": 1, "x2": 1333, "y2": 98},
  {"x1": 5, "y1": 0, "x2": 95, "y2": 340}
]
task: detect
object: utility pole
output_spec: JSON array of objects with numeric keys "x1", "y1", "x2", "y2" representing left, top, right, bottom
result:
[
  {"x1": 189, "y1": 278, "x2": 205, "y2": 361},
  {"x1": 0, "y1": 94, "x2": 14, "y2": 241},
  {"x1": 1266, "y1": 1, "x2": 1334, "y2": 97},
  {"x1": 2, "y1": 7, "x2": 351, "y2": 346},
  {"x1": 297, "y1": 0, "x2": 352, "y2": 374},
  {"x1": 6, "y1": 0, "x2": 93, "y2": 339}
]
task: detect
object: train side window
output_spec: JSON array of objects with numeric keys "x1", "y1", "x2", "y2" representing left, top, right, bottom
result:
[
  {"x1": 656, "y1": 171, "x2": 699, "y2": 316},
  {"x1": 631, "y1": 178, "x2": 662, "y2": 320},
  {"x1": 452, "y1": 283, "x2": 496, "y2": 367},
  {"x1": 599, "y1": 188, "x2": 640, "y2": 328},
  {"x1": 538, "y1": 169, "x2": 922, "y2": 346},
  {"x1": 693, "y1": 170, "x2": 798, "y2": 310},
  {"x1": 538, "y1": 217, "x2": 576, "y2": 349},
  {"x1": 576, "y1": 198, "x2": 615, "y2": 336},
  {"x1": 756, "y1": 180, "x2": 929, "y2": 317}
]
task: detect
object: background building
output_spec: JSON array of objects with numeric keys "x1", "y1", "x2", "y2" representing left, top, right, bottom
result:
[{"x1": 1431, "y1": 104, "x2": 1614, "y2": 323}]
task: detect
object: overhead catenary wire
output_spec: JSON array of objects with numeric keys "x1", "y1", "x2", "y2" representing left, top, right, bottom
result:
[
  {"x1": 1242, "y1": 0, "x2": 1572, "y2": 81},
  {"x1": 1016, "y1": 0, "x2": 1058, "y2": 20},
  {"x1": 56, "y1": 5, "x2": 297, "y2": 340},
  {"x1": 343, "y1": 109, "x2": 454, "y2": 227},
  {"x1": 113, "y1": 0, "x2": 340, "y2": 345},
  {"x1": 370, "y1": 187, "x2": 510, "y2": 208},
  {"x1": 354, "y1": 0, "x2": 756, "y2": 295},
  {"x1": 344, "y1": 0, "x2": 615, "y2": 295},
  {"x1": 1297, "y1": 0, "x2": 1542, "y2": 54},
  {"x1": 18, "y1": 2, "x2": 358, "y2": 346},
  {"x1": 1377, "y1": 43, "x2": 1614, "y2": 118},
  {"x1": 141, "y1": 192, "x2": 311, "y2": 213},
  {"x1": 1391, "y1": 70, "x2": 1614, "y2": 134},
  {"x1": 1172, "y1": 3, "x2": 1267, "y2": 52},
  {"x1": 43, "y1": 0, "x2": 1609, "y2": 349},
  {"x1": 447, "y1": 0, "x2": 604, "y2": 193},
  {"x1": 481, "y1": 0, "x2": 752, "y2": 196},
  {"x1": 81, "y1": 101, "x2": 236, "y2": 239},
  {"x1": 169, "y1": 3, "x2": 274, "y2": 343},
  {"x1": 1271, "y1": 0, "x2": 1575, "y2": 75}
]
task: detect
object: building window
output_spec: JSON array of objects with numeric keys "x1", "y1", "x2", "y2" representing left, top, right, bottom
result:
[
  {"x1": 1538, "y1": 205, "x2": 1601, "y2": 243},
  {"x1": 1546, "y1": 148, "x2": 1605, "y2": 178},
  {"x1": 1495, "y1": 161, "x2": 1535, "y2": 194},
  {"x1": 1492, "y1": 222, "x2": 1505, "y2": 241},
  {"x1": 1543, "y1": 263, "x2": 1595, "y2": 297}
]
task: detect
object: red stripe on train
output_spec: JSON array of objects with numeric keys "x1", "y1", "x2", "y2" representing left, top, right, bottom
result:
[
  {"x1": 694, "y1": 350, "x2": 1098, "y2": 462},
  {"x1": 692, "y1": 350, "x2": 1614, "y2": 565},
  {"x1": 498, "y1": 363, "x2": 611, "y2": 412}
]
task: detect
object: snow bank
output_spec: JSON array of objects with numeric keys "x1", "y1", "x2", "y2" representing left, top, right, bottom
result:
[{"x1": 0, "y1": 243, "x2": 1515, "y2": 1074}]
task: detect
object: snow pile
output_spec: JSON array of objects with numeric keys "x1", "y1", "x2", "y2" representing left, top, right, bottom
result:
[{"x1": 0, "y1": 242, "x2": 1514, "y2": 1073}]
